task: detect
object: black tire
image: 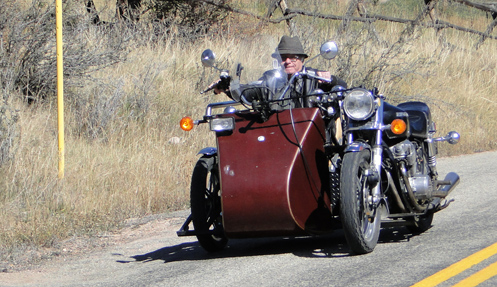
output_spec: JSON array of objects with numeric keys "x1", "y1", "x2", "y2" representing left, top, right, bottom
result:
[
  {"x1": 190, "y1": 156, "x2": 228, "y2": 252},
  {"x1": 340, "y1": 150, "x2": 381, "y2": 254}
]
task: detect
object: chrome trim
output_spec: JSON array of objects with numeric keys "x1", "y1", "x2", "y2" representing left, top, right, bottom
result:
[
  {"x1": 433, "y1": 172, "x2": 460, "y2": 198},
  {"x1": 197, "y1": 147, "x2": 217, "y2": 156},
  {"x1": 204, "y1": 101, "x2": 240, "y2": 118},
  {"x1": 434, "y1": 131, "x2": 460, "y2": 145},
  {"x1": 210, "y1": 117, "x2": 235, "y2": 132}
]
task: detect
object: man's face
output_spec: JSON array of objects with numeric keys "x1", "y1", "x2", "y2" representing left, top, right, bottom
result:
[{"x1": 280, "y1": 54, "x2": 304, "y2": 76}]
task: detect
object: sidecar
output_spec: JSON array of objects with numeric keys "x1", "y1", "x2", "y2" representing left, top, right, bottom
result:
[
  {"x1": 177, "y1": 105, "x2": 338, "y2": 251},
  {"x1": 177, "y1": 41, "x2": 462, "y2": 254}
]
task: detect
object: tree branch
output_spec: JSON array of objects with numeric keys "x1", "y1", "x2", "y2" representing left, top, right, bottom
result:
[
  {"x1": 451, "y1": 0, "x2": 497, "y2": 13},
  {"x1": 197, "y1": 0, "x2": 497, "y2": 40}
]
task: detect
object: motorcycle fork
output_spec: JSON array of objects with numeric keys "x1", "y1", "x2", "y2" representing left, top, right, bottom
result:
[
  {"x1": 360, "y1": 115, "x2": 384, "y2": 218},
  {"x1": 369, "y1": 98, "x2": 385, "y2": 208},
  {"x1": 357, "y1": 134, "x2": 383, "y2": 221},
  {"x1": 370, "y1": 120, "x2": 384, "y2": 208},
  {"x1": 344, "y1": 99, "x2": 385, "y2": 217}
]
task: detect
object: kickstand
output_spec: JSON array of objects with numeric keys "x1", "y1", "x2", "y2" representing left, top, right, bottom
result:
[{"x1": 176, "y1": 214, "x2": 194, "y2": 236}]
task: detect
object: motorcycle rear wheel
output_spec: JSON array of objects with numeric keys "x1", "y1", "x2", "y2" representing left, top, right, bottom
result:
[
  {"x1": 190, "y1": 156, "x2": 228, "y2": 252},
  {"x1": 340, "y1": 150, "x2": 381, "y2": 254},
  {"x1": 406, "y1": 145, "x2": 434, "y2": 233}
]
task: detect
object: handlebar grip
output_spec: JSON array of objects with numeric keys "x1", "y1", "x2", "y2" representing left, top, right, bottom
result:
[
  {"x1": 200, "y1": 75, "x2": 231, "y2": 95},
  {"x1": 200, "y1": 82, "x2": 218, "y2": 94}
]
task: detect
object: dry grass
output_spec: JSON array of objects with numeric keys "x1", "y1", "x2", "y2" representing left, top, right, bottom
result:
[{"x1": 1, "y1": 0, "x2": 497, "y2": 267}]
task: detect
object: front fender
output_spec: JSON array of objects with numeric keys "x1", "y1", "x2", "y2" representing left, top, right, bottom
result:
[
  {"x1": 197, "y1": 147, "x2": 217, "y2": 156},
  {"x1": 344, "y1": 142, "x2": 371, "y2": 153}
]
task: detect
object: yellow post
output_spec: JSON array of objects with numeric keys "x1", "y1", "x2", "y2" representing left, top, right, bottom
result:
[{"x1": 56, "y1": 0, "x2": 65, "y2": 179}]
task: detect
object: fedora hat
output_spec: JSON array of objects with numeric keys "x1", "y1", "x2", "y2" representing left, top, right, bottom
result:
[{"x1": 272, "y1": 35, "x2": 309, "y2": 59}]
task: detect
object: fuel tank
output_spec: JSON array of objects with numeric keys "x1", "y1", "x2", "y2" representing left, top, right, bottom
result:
[{"x1": 216, "y1": 108, "x2": 332, "y2": 238}]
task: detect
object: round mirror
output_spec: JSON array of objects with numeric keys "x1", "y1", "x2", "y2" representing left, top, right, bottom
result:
[
  {"x1": 201, "y1": 49, "x2": 216, "y2": 68},
  {"x1": 447, "y1": 131, "x2": 460, "y2": 145},
  {"x1": 320, "y1": 42, "x2": 338, "y2": 60}
]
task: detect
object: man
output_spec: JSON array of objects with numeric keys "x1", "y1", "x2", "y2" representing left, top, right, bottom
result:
[
  {"x1": 272, "y1": 35, "x2": 346, "y2": 84},
  {"x1": 272, "y1": 35, "x2": 331, "y2": 80},
  {"x1": 270, "y1": 35, "x2": 345, "y2": 143},
  {"x1": 215, "y1": 35, "x2": 346, "y2": 106},
  {"x1": 267, "y1": 35, "x2": 346, "y2": 108}
]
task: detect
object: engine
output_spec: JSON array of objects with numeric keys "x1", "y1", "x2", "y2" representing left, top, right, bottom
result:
[{"x1": 390, "y1": 140, "x2": 433, "y2": 199}]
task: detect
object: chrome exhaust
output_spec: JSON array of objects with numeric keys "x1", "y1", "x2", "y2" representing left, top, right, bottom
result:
[{"x1": 433, "y1": 172, "x2": 460, "y2": 198}]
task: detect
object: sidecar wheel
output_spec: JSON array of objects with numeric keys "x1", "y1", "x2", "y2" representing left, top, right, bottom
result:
[
  {"x1": 190, "y1": 156, "x2": 228, "y2": 252},
  {"x1": 340, "y1": 150, "x2": 381, "y2": 254}
]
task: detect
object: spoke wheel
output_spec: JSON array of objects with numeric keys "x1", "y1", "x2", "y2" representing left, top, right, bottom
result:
[
  {"x1": 190, "y1": 156, "x2": 228, "y2": 252},
  {"x1": 340, "y1": 150, "x2": 381, "y2": 254}
]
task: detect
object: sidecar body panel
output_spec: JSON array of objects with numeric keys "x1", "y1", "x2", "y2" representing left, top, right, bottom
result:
[{"x1": 216, "y1": 108, "x2": 332, "y2": 238}]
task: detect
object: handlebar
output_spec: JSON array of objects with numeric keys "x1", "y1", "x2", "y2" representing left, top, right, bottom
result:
[
  {"x1": 200, "y1": 82, "x2": 218, "y2": 94},
  {"x1": 201, "y1": 70, "x2": 231, "y2": 94}
]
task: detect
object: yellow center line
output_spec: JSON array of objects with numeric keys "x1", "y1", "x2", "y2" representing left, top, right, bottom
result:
[
  {"x1": 411, "y1": 242, "x2": 497, "y2": 287},
  {"x1": 452, "y1": 261, "x2": 497, "y2": 287}
]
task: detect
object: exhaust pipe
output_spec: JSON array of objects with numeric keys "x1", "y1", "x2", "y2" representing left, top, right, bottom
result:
[{"x1": 433, "y1": 172, "x2": 460, "y2": 198}]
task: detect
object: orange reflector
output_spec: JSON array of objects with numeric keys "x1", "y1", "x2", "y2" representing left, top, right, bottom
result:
[
  {"x1": 180, "y1": 117, "x2": 194, "y2": 131},
  {"x1": 391, "y1": 119, "x2": 407, "y2": 135}
]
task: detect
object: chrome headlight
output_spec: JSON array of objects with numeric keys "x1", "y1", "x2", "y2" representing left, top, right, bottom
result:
[
  {"x1": 343, "y1": 88, "x2": 375, "y2": 121},
  {"x1": 210, "y1": 117, "x2": 235, "y2": 132}
]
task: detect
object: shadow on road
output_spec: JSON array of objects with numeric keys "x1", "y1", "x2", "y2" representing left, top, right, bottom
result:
[
  {"x1": 379, "y1": 226, "x2": 421, "y2": 244},
  {"x1": 118, "y1": 226, "x2": 421, "y2": 265}
]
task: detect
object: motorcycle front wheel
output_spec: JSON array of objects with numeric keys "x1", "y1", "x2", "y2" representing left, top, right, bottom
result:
[
  {"x1": 190, "y1": 156, "x2": 228, "y2": 252},
  {"x1": 340, "y1": 150, "x2": 381, "y2": 254}
]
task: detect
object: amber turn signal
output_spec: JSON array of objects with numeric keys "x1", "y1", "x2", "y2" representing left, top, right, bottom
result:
[
  {"x1": 391, "y1": 119, "x2": 407, "y2": 135},
  {"x1": 180, "y1": 117, "x2": 194, "y2": 131}
]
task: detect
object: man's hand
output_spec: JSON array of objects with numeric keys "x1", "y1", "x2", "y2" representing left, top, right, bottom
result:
[
  {"x1": 317, "y1": 71, "x2": 331, "y2": 81},
  {"x1": 316, "y1": 70, "x2": 337, "y2": 92},
  {"x1": 211, "y1": 79, "x2": 222, "y2": 94},
  {"x1": 201, "y1": 79, "x2": 223, "y2": 95},
  {"x1": 209, "y1": 79, "x2": 230, "y2": 95}
]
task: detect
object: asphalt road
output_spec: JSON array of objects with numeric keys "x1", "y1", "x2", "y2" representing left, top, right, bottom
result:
[{"x1": 1, "y1": 151, "x2": 496, "y2": 287}]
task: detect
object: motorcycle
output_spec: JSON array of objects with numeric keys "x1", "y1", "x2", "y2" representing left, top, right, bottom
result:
[{"x1": 177, "y1": 41, "x2": 460, "y2": 254}]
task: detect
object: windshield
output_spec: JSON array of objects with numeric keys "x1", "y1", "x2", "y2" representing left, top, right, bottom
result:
[
  {"x1": 219, "y1": 38, "x2": 338, "y2": 108},
  {"x1": 228, "y1": 43, "x2": 288, "y2": 104}
]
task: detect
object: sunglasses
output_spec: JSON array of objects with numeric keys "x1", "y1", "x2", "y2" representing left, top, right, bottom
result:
[{"x1": 281, "y1": 55, "x2": 303, "y2": 62}]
